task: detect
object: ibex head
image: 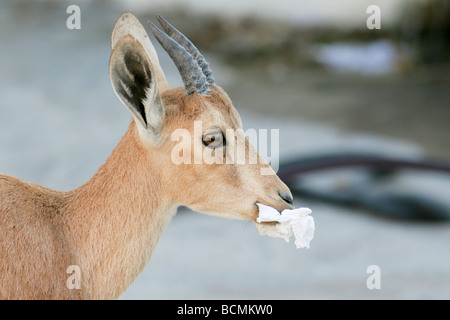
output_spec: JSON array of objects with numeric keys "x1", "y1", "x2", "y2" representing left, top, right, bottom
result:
[{"x1": 109, "y1": 13, "x2": 293, "y2": 222}]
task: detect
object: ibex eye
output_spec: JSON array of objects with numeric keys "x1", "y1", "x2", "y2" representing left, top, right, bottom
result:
[{"x1": 202, "y1": 130, "x2": 225, "y2": 149}]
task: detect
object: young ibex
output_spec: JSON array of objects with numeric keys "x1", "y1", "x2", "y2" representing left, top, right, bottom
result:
[{"x1": 0, "y1": 13, "x2": 293, "y2": 299}]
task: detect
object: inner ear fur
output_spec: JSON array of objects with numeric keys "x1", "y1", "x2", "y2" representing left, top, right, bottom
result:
[
  {"x1": 111, "y1": 12, "x2": 170, "y2": 93},
  {"x1": 110, "y1": 36, "x2": 153, "y2": 127}
]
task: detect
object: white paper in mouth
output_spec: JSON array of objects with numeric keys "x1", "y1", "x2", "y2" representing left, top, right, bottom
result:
[{"x1": 255, "y1": 203, "x2": 315, "y2": 249}]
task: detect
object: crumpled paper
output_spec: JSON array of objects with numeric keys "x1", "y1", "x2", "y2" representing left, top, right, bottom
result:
[{"x1": 256, "y1": 203, "x2": 315, "y2": 249}]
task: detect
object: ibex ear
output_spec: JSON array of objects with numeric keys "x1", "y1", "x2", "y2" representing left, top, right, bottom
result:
[
  {"x1": 110, "y1": 35, "x2": 165, "y2": 143},
  {"x1": 111, "y1": 13, "x2": 169, "y2": 92}
]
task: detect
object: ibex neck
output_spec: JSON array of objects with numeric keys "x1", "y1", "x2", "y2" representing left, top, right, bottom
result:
[{"x1": 64, "y1": 121, "x2": 177, "y2": 299}]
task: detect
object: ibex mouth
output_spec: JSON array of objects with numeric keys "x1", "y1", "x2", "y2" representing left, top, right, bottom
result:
[{"x1": 254, "y1": 203, "x2": 315, "y2": 249}]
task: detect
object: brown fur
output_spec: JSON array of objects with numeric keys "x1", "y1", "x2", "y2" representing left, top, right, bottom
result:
[{"x1": 0, "y1": 13, "x2": 293, "y2": 299}]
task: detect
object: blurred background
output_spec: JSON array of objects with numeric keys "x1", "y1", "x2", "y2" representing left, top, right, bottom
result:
[{"x1": 0, "y1": 0, "x2": 449, "y2": 299}]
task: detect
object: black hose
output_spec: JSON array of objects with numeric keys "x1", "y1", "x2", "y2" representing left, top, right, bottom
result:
[
  {"x1": 278, "y1": 152, "x2": 450, "y2": 181},
  {"x1": 278, "y1": 152, "x2": 450, "y2": 222}
]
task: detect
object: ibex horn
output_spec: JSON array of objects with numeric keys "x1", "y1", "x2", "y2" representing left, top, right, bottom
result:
[
  {"x1": 155, "y1": 15, "x2": 215, "y2": 87},
  {"x1": 148, "y1": 17, "x2": 214, "y2": 95}
]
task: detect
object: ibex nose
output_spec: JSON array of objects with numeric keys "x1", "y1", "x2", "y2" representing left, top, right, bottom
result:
[{"x1": 279, "y1": 192, "x2": 293, "y2": 206}]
